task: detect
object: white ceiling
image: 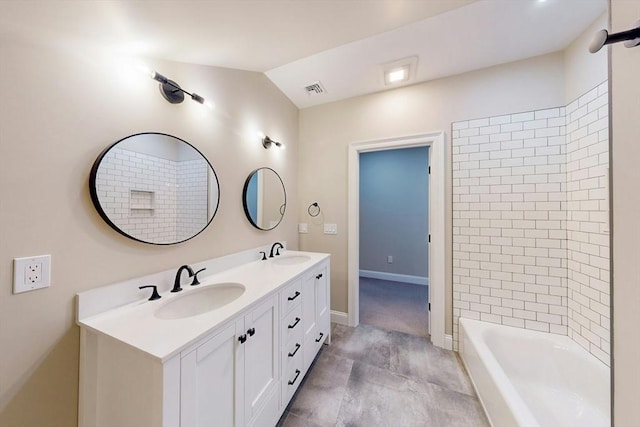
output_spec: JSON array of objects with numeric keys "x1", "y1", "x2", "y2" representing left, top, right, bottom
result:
[{"x1": 1, "y1": 0, "x2": 606, "y2": 109}]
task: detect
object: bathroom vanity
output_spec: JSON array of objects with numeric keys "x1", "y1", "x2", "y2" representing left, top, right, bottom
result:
[{"x1": 76, "y1": 248, "x2": 330, "y2": 427}]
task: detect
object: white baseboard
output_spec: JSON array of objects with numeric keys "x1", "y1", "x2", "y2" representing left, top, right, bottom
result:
[
  {"x1": 360, "y1": 270, "x2": 429, "y2": 286},
  {"x1": 444, "y1": 334, "x2": 453, "y2": 351},
  {"x1": 331, "y1": 310, "x2": 349, "y2": 325}
]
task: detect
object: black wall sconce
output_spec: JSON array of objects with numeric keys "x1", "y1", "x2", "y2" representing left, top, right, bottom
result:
[
  {"x1": 151, "y1": 71, "x2": 205, "y2": 105},
  {"x1": 261, "y1": 135, "x2": 284, "y2": 149},
  {"x1": 589, "y1": 20, "x2": 640, "y2": 53}
]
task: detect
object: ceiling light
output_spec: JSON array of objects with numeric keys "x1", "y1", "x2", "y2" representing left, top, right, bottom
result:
[
  {"x1": 381, "y1": 56, "x2": 418, "y2": 86},
  {"x1": 387, "y1": 68, "x2": 408, "y2": 84}
]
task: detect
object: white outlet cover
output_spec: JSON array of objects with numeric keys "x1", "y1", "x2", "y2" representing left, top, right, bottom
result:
[
  {"x1": 298, "y1": 223, "x2": 308, "y2": 233},
  {"x1": 13, "y1": 255, "x2": 51, "y2": 294}
]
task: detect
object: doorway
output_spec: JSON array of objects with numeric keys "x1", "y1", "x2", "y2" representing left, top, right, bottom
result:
[
  {"x1": 358, "y1": 147, "x2": 430, "y2": 337},
  {"x1": 347, "y1": 132, "x2": 447, "y2": 349}
]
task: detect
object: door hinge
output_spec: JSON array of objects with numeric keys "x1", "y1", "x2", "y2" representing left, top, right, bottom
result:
[
  {"x1": 428, "y1": 302, "x2": 431, "y2": 311},
  {"x1": 428, "y1": 166, "x2": 431, "y2": 174},
  {"x1": 428, "y1": 234, "x2": 431, "y2": 243}
]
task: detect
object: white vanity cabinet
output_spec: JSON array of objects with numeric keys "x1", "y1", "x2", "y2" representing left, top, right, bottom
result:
[
  {"x1": 180, "y1": 296, "x2": 279, "y2": 427},
  {"x1": 280, "y1": 277, "x2": 305, "y2": 404},
  {"x1": 281, "y1": 259, "x2": 331, "y2": 403},
  {"x1": 77, "y1": 250, "x2": 330, "y2": 427}
]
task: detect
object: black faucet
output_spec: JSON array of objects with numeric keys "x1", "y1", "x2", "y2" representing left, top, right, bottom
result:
[
  {"x1": 172, "y1": 265, "x2": 194, "y2": 293},
  {"x1": 269, "y1": 242, "x2": 284, "y2": 258}
]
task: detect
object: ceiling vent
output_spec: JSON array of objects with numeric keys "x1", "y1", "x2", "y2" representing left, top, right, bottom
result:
[{"x1": 304, "y1": 81, "x2": 326, "y2": 96}]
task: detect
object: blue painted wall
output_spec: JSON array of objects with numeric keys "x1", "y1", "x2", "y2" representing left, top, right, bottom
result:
[{"x1": 359, "y1": 146, "x2": 429, "y2": 278}]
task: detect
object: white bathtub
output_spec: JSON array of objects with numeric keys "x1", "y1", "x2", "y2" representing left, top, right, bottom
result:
[{"x1": 459, "y1": 318, "x2": 610, "y2": 427}]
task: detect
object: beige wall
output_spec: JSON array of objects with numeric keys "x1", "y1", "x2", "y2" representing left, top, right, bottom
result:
[
  {"x1": 611, "y1": 1, "x2": 640, "y2": 424},
  {"x1": 298, "y1": 52, "x2": 566, "y2": 328},
  {"x1": 0, "y1": 37, "x2": 298, "y2": 426}
]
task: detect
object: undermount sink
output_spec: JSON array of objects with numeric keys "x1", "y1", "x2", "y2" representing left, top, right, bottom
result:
[
  {"x1": 155, "y1": 283, "x2": 245, "y2": 320},
  {"x1": 271, "y1": 255, "x2": 311, "y2": 266}
]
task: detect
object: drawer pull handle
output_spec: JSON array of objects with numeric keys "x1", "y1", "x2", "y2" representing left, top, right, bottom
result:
[
  {"x1": 316, "y1": 273, "x2": 323, "y2": 280},
  {"x1": 288, "y1": 317, "x2": 301, "y2": 329},
  {"x1": 288, "y1": 343, "x2": 301, "y2": 357},
  {"x1": 287, "y1": 291, "x2": 301, "y2": 301},
  {"x1": 238, "y1": 334, "x2": 247, "y2": 344},
  {"x1": 288, "y1": 369, "x2": 301, "y2": 385},
  {"x1": 247, "y1": 328, "x2": 256, "y2": 337},
  {"x1": 315, "y1": 332, "x2": 324, "y2": 343}
]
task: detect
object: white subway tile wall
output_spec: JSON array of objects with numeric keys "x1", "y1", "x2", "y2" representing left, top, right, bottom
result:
[
  {"x1": 565, "y1": 82, "x2": 610, "y2": 365},
  {"x1": 452, "y1": 82, "x2": 610, "y2": 366},
  {"x1": 176, "y1": 158, "x2": 210, "y2": 241},
  {"x1": 95, "y1": 148, "x2": 209, "y2": 244}
]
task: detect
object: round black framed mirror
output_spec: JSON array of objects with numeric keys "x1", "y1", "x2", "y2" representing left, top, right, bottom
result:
[
  {"x1": 89, "y1": 132, "x2": 220, "y2": 245},
  {"x1": 242, "y1": 167, "x2": 286, "y2": 230}
]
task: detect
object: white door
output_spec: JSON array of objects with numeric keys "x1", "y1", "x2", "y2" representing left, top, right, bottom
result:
[
  {"x1": 244, "y1": 296, "x2": 278, "y2": 422},
  {"x1": 302, "y1": 270, "x2": 318, "y2": 370},
  {"x1": 315, "y1": 265, "x2": 330, "y2": 343},
  {"x1": 180, "y1": 322, "x2": 242, "y2": 427},
  {"x1": 427, "y1": 148, "x2": 432, "y2": 336}
]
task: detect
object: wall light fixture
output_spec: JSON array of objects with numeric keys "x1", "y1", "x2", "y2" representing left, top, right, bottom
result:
[
  {"x1": 589, "y1": 20, "x2": 640, "y2": 53},
  {"x1": 151, "y1": 71, "x2": 205, "y2": 105},
  {"x1": 260, "y1": 134, "x2": 284, "y2": 149}
]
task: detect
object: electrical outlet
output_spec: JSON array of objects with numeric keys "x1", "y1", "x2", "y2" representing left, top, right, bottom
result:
[
  {"x1": 25, "y1": 262, "x2": 42, "y2": 284},
  {"x1": 387, "y1": 255, "x2": 393, "y2": 264},
  {"x1": 14, "y1": 255, "x2": 51, "y2": 294},
  {"x1": 298, "y1": 223, "x2": 308, "y2": 233}
]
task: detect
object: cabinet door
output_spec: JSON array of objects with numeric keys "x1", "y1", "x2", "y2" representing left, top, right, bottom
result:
[
  {"x1": 244, "y1": 296, "x2": 279, "y2": 423},
  {"x1": 180, "y1": 322, "x2": 242, "y2": 427},
  {"x1": 302, "y1": 271, "x2": 318, "y2": 369},
  {"x1": 315, "y1": 265, "x2": 329, "y2": 326}
]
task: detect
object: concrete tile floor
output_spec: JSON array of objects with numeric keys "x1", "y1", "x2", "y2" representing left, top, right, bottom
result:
[{"x1": 278, "y1": 323, "x2": 489, "y2": 427}]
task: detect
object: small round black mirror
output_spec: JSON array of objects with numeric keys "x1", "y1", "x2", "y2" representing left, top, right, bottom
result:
[{"x1": 242, "y1": 168, "x2": 286, "y2": 230}]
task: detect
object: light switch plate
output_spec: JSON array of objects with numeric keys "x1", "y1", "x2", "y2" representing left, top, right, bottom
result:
[
  {"x1": 323, "y1": 223, "x2": 338, "y2": 235},
  {"x1": 13, "y1": 255, "x2": 51, "y2": 294},
  {"x1": 298, "y1": 223, "x2": 308, "y2": 233}
]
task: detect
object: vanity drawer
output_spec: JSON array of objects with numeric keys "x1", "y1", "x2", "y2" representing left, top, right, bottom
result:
[
  {"x1": 280, "y1": 278, "x2": 302, "y2": 316},
  {"x1": 282, "y1": 304, "x2": 303, "y2": 344},
  {"x1": 282, "y1": 351, "x2": 304, "y2": 404},
  {"x1": 283, "y1": 335, "x2": 303, "y2": 371}
]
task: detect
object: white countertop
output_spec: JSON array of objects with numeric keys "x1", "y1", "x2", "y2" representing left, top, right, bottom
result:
[{"x1": 77, "y1": 250, "x2": 329, "y2": 362}]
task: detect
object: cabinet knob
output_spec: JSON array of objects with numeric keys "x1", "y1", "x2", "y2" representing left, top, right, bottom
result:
[
  {"x1": 238, "y1": 334, "x2": 247, "y2": 344},
  {"x1": 247, "y1": 327, "x2": 256, "y2": 337},
  {"x1": 315, "y1": 332, "x2": 324, "y2": 343},
  {"x1": 288, "y1": 317, "x2": 301, "y2": 329},
  {"x1": 316, "y1": 273, "x2": 323, "y2": 279}
]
